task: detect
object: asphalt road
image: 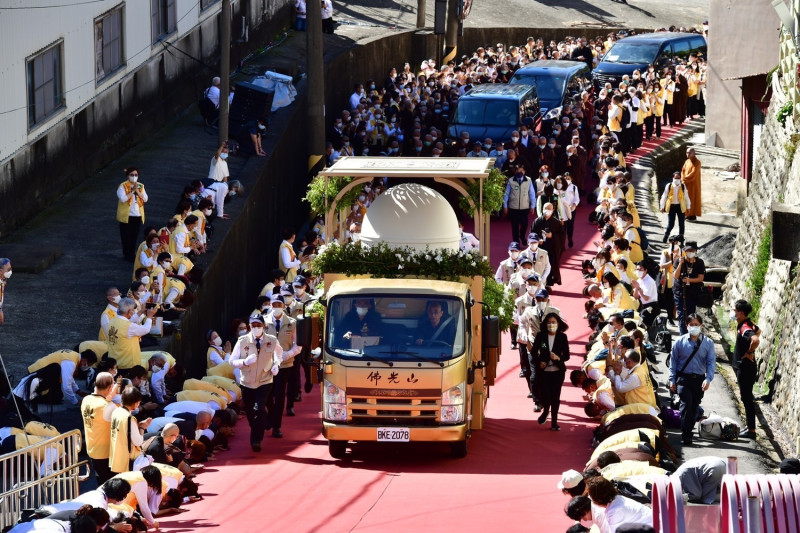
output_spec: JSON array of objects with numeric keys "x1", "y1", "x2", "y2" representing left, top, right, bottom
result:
[{"x1": 334, "y1": 0, "x2": 709, "y2": 42}]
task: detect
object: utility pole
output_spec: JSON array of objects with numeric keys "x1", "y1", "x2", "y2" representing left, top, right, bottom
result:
[
  {"x1": 416, "y1": 0, "x2": 426, "y2": 28},
  {"x1": 218, "y1": 0, "x2": 231, "y2": 146},
  {"x1": 307, "y1": 0, "x2": 325, "y2": 170},
  {"x1": 443, "y1": 0, "x2": 459, "y2": 64}
]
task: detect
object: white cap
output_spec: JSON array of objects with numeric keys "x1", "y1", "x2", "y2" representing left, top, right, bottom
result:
[{"x1": 557, "y1": 469, "x2": 583, "y2": 490}]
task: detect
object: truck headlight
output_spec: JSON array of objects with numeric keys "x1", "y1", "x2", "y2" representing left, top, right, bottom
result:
[
  {"x1": 323, "y1": 380, "x2": 347, "y2": 421},
  {"x1": 441, "y1": 382, "x2": 465, "y2": 423}
]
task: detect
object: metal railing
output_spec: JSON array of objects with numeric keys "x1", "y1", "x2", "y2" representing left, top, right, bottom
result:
[{"x1": 0, "y1": 430, "x2": 88, "y2": 530}]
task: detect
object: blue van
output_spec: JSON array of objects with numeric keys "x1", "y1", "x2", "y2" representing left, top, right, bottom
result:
[
  {"x1": 593, "y1": 32, "x2": 707, "y2": 88},
  {"x1": 509, "y1": 60, "x2": 591, "y2": 120},
  {"x1": 446, "y1": 84, "x2": 541, "y2": 144}
]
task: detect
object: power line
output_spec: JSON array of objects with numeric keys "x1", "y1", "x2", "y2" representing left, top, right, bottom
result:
[{"x1": 0, "y1": 0, "x2": 107, "y2": 9}]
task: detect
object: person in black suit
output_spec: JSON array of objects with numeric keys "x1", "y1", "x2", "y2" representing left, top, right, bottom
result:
[
  {"x1": 414, "y1": 300, "x2": 457, "y2": 348},
  {"x1": 531, "y1": 203, "x2": 565, "y2": 287},
  {"x1": 531, "y1": 312, "x2": 570, "y2": 430}
]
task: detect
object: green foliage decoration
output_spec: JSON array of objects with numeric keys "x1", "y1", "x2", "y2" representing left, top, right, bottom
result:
[
  {"x1": 745, "y1": 224, "x2": 771, "y2": 321},
  {"x1": 459, "y1": 168, "x2": 507, "y2": 217},
  {"x1": 481, "y1": 277, "x2": 517, "y2": 332},
  {"x1": 304, "y1": 175, "x2": 363, "y2": 216}
]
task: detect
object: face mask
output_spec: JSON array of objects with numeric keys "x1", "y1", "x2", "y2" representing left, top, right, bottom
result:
[
  {"x1": 129, "y1": 175, "x2": 138, "y2": 183},
  {"x1": 548, "y1": 143, "x2": 556, "y2": 149},
  {"x1": 529, "y1": 244, "x2": 538, "y2": 251},
  {"x1": 272, "y1": 308, "x2": 284, "y2": 318},
  {"x1": 3, "y1": 270, "x2": 11, "y2": 279},
  {"x1": 359, "y1": 195, "x2": 366, "y2": 202},
  {"x1": 112, "y1": 295, "x2": 121, "y2": 304},
  {"x1": 537, "y1": 301, "x2": 547, "y2": 312},
  {"x1": 511, "y1": 136, "x2": 519, "y2": 142},
  {"x1": 541, "y1": 172, "x2": 549, "y2": 178},
  {"x1": 527, "y1": 286, "x2": 537, "y2": 296},
  {"x1": 141, "y1": 276, "x2": 151, "y2": 286},
  {"x1": 220, "y1": 152, "x2": 229, "y2": 160},
  {"x1": 521, "y1": 131, "x2": 529, "y2": 137},
  {"x1": 539, "y1": 144, "x2": 546, "y2": 149},
  {"x1": 686, "y1": 252, "x2": 696, "y2": 259},
  {"x1": 484, "y1": 144, "x2": 492, "y2": 151},
  {"x1": 555, "y1": 184, "x2": 562, "y2": 190},
  {"x1": 688, "y1": 325, "x2": 702, "y2": 337},
  {"x1": 636, "y1": 270, "x2": 645, "y2": 279},
  {"x1": 137, "y1": 291, "x2": 147, "y2": 301},
  {"x1": 212, "y1": 337, "x2": 222, "y2": 347},
  {"x1": 258, "y1": 124, "x2": 266, "y2": 131},
  {"x1": 356, "y1": 306, "x2": 369, "y2": 317},
  {"x1": 251, "y1": 326, "x2": 264, "y2": 337},
  {"x1": 279, "y1": 280, "x2": 286, "y2": 287},
  {"x1": 205, "y1": 209, "x2": 213, "y2": 216},
  {"x1": 162, "y1": 261, "x2": 172, "y2": 269},
  {"x1": 547, "y1": 324, "x2": 558, "y2": 333},
  {"x1": 673, "y1": 179, "x2": 681, "y2": 186},
  {"x1": 238, "y1": 329, "x2": 248, "y2": 337},
  {"x1": 544, "y1": 210, "x2": 553, "y2": 217},
  {"x1": 151, "y1": 365, "x2": 162, "y2": 373},
  {"x1": 496, "y1": 149, "x2": 504, "y2": 156}
]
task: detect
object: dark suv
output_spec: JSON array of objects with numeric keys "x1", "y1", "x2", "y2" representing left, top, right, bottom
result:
[
  {"x1": 593, "y1": 32, "x2": 707, "y2": 88},
  {"x1": 446, "y1": 84, "x2": 541, "y2": 145},
  {"x1": 509, "y1": 60, "x2": 591, "y2": 120}
]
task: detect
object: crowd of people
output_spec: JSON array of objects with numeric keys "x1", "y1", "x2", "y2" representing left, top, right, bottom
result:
[{"x1": 0, "y1": 23, "x2": 746, "y2": 533}]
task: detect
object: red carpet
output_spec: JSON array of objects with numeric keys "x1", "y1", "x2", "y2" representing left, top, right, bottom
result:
[{"x1": 156, "y1": 123, "x2": 688, "y2": 533}]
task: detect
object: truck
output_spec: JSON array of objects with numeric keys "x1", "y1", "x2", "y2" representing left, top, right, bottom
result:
[{"x1": 297, "y1": 157, "x2": 501, "y2": 459}]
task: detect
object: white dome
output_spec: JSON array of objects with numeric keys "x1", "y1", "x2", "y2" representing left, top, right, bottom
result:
[{"x1": 360, "y1": 183, "x2": 460, "y2": 253}]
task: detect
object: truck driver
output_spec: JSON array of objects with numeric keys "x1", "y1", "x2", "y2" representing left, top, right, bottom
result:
[{"x1": 415, "y1": 300, "x2": 457, "y2": 347}]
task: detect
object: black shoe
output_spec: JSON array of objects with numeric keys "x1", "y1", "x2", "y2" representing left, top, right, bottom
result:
[
  {"x1": 682, "y1": 439, "x2": 693, "y2": 447},
  {"x1": 568, "y1": 240, "x2": 574, "y2": 248},
  {"x1": 662, "y1": 234, "x2": 669, "y2": 243},
  {"x1": 264, "y1": 423, "x2": 272, "y2": 432},
  {"x1": 537, "y1": 412, "x2": 548, "y2": 425},
  {"x1": 286, "y1": 408, "x2": 295, "y2": 416},
  {"x1": 551, "y1": 424, "x2": 561, "y2": 431},
  {"x1": 519, "y1": 371, "x2": 525, "y2": 378},
  {"x1": 511, "y1": 342, "x2": 517, "y2": 350},
  {"x1": 304, "y1": 382, "x2": 313, "y2": 394},
  {"x1": 740, "y1": 428, "x2": 757, "y2": 439},
  {"x1": 534, "y1": 402, "x2": 543, "y2": 412},
  {"x1": 686, "y1": 216, "x2": 697, "y2": 221},
  {"x1": 251, "y1": 442, "x2": 262, "y2": 452},
  {"x1": 527, "y1": 393, "x2": 533, "y2": 398},
  {"x1": 272, "y1": 429, "x2": 283, "y2": 438},
  {"x1": 295, "y1": 394, "x2": 302, "y2": 402}
]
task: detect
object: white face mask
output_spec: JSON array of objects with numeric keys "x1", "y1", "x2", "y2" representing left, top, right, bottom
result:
[
  {"x1": 238, "y1": 329, "x2": 248, "y2": 337},
  {"x1": 686, "y1": 252, "x2": 696, "y2": 259},
  {"x1": 141, "y1": 276, "x2": 150, "y2": 286},
  {"x1": 673, "y1": 179, "x2": 681, "y2": 186},
  {"x1": 688, "y1": 325, "x2": 702, "y2": 337},
  {"x1": 128, "y1": 175, "x2": 138, "y2": 183},
  {"x1": 547, "y1": 324, "x2": 558, "y2": 332},
  {"x1": 295, "y1": 287, "x2": 305, "y2": 296},
  {"x1": 356, "y1": 306, "x2": 369, "y2": 317},
  {"x1": 529, "y1": 243, "x2": 538, "y2": 251},
  {"x1": 541, "y1": 172, "x2": 549, "y2": 178},
  {"x1": 3, "y1": 270, "x2": 11, "y2": 279},
  {"x1": 544, "y1": 210, "x2": 553, "y2": 217},
  {"x1": 636, "y1": 270, "x2": 646, "y2": 279},
  {"x1": 150, "y1": 242, "x2": 159, "y2": 251},
  {"x1": 211, "y1": 337, "x2": 222, "y2": 347},
  {"x1": 272, "y1": 308, "x2": 284, "y2": 318},
  {"x1": 251, "y1": 326, "x2": 264, "y2": 337},
  {"x1": 137, "y1": 291, "x2": 147, "y2": 301},
  {"x1": 162, "y1": 261, "x2": 172, "y2": 269},
  {"x1": 527, "y1": 286, "x2": 537, "y2": 295},
  {"x1": 205, "y1": 209, "x2": 213, "y2": 216},
  {"x1": 537, "y1": 301, "x2": 547, "y2": 312},
  {"x1": 112, "y1": 295, "x2": 121, "y2": 304}
]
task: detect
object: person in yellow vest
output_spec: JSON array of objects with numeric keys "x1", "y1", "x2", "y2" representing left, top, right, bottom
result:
[
  {"x1": 116, "y1": 167, "x2": 148, "y2": 263},
  {"x1": 229, "y1": 314, "x2": 282, "y2": 452},
  {"x1": 606, "y1": 350, "x2": 657, "y2": 408},
  {"x1": 133, "y1": 231, "x2": 162, "y2": 281},
  {"x1": 28, "y1": 349, "x2": 83, "y2": 405},
  {"x1": 582, "y1": 377, "x2": 616, "y2": 417},
  {"x1": 602, "y1": 272, "x2": 638, "y2": 311},
  {"x1": 681, "y1": 147, "x2": 702, "y2": 220},
  {"x1": 259, "y1": 269, "x2": 287, "y2": 298},
  {"x1": 607, "y1": 94, "x2": 624, "y2": 142},
  {"x1": 206, "y1": 330, "x2": 232, "y2": 370},
  {"x1": 99, "y1": 287, "x2": 121, "y2": 342},
  {"x1": 109, "y1": 385, "x2": 152, "y2": 474},
  {"x1": 80, "y1": 372, "x2": 119, "y2": 483},
  {"x1": 278, "y1": 228, "x2": 306, "y2": 283},
  {"x1": 661, "y1": 73, "x2": 676, "y2": 127},
  {"x1": 202, "y1": 375, "x2": 242, "y2": 402},
  {"x1": 175, "y1": 389, "x2": 228, "y2": 410},
  {"x1": 107, "y1": 298, "x2": 157, "y2": 372},
  {"x1": 619, "y1": 213, "x2": 644, "y2": 263},
  {"x1": 150, "y1": 252, "x2": 172, "y2": 304},
  {"x1": 658, "y1": 235, "x2": 683, "y2": 321},
  {"x1": 109, "y1": 465, "x2": 181, "y2": 529},
  {"x1": 182, "y1": 378, "x2": 233, "y2": 403},
  {"x1": 264, "y1": 295, "x2": 302, "y2": 438},
  {"x1": 168, "y1": 218, "x2": 196, "y2": 275},
  {"x1": 191, "y1": 199, "x2": 213, "y2": 253},
  {"x1": 659, "y1": 171, "x2": 691, "y2": 242},
  {"x1": 0, "y1": 258, "x2": 11, "y2": 326}
]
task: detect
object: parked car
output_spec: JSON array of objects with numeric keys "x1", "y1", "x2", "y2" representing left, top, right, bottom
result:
[
  {"x1": 593, "y1": 32, "x2": 707, "y2": 88},
  {"x1": 509, "y1": 60, "x2": 591, "y2": 121},
  {"x1": 446, "y1": 84, "x2": 541, "y2": 145}
]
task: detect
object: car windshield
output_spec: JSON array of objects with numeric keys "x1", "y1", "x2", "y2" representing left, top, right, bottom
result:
[
  {"x1": 510, "y1": 73, "x2": 566, "y2": 102},
  {"x1": 325, "y1": 295, "x2": 466, "y2": 362},
  {"x1": 603, "y1": 42, "x2": 660, "y2": 64},
  {"x1": 452, "y1": 99, "x2": 518, "y2": 126}
]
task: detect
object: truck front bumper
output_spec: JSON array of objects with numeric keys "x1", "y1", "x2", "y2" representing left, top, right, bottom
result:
[{"x1": 322, "y1": 421, "x2": 468, "y2": 442}]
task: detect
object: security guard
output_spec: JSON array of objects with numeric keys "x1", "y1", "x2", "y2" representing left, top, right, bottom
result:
[
  {"x1": 672, "y1": 241, "x2": 705, "y2": 335},
  {"x1": 230, "y1": 314, "x2": 282, "y2": 452},
  {"x1": 512, "y1": 274, "x2": 539, "y2": 383},
  {"x1": 495, "y1": 242, "x2": 520, "y2": 286},
  {"x1": 669, "y1": 314, "x2": 715, "y2": 446},
  {"x1": 116, "y1": 168, "x2": 148, "y2": 262},
  {"x1": 265, "y1": 295, "x2": 302, "y2": 438},
  {"x1": 502, "y1": 166, "x2": 536, "y2": 245}
]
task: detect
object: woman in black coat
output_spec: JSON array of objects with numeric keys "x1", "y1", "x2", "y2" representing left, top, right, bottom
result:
[{"x1": 531, "y1": 312, "x2": 570, "y2": 430}]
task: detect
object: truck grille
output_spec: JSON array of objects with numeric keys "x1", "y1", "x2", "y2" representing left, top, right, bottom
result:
[{"x1": 347, "y1": 396, "x2": 440, "y2": 426}]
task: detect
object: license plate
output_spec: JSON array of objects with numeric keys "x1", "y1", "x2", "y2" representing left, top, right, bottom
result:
[{"x1": 377, "y1": 427, "x2": 410, "y2": 442}]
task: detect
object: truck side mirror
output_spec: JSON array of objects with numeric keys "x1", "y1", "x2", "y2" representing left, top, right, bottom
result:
[
  {"x1": 482, "y1": 316, "x2": 499, "y2": 349},
  {"x1": 296, "y1": 315, "x2": 313, "y2": 347}
]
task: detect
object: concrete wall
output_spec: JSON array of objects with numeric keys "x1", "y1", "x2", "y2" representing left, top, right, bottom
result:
[
  {"x1": 705, "y1": 0, "x2": 780, "y2": 148},
  {"x1": 0, "y1": 0, "x2": 294, "y2": 237}
]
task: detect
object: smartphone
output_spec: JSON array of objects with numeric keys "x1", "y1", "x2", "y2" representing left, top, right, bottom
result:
[{"x1": 146, "y1": 303, "x2": 156, "y2": 309}]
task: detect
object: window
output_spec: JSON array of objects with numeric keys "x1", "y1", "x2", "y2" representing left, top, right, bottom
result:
[
  {"x1": 95, "y1": 5, "x2": 125, "y2": 82},
  {"x1": 201, "y1": 0, "x2": 219, "y2": 10},
  {"x1": 672, "y1": 40, "x2": 691, "y2": 59},
  {"x1": 26, "y1": 42, "x2": 64, "y2": 129},
  {"x1": 151, "y1": 0, "x2": 176, "y2": 43}
]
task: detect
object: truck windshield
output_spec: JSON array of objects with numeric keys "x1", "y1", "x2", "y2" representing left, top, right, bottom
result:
[
  {"x1": 509, "y1": 73, "x2": 566, "y2": 102},
  {"x1": 602, "y1": 42, "x2": 660, "y2": 64},
  {"x1": 326, "y1": 295, "x2": 466, "y2": 362},
  {"x1": 452, "y1": 100, "x2": 518, "y2": 126}
]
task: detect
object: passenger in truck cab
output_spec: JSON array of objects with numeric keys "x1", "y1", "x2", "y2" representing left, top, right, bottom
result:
[
  {"x1": 414, "y1": 300, "x2": 457, "y2": 347},
  {"x1": 338, "y1": 298, "x2": 383, "y2": 345}
]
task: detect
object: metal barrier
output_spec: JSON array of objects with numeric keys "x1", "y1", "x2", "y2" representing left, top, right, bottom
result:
[{"x1": 0, "y1": 430, "x2": 88, "y2": 530}]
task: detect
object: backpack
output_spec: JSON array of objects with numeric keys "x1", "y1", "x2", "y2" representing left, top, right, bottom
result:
[{"x1": 621, "y1": 105, "x2": 631, "y2": 126}]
